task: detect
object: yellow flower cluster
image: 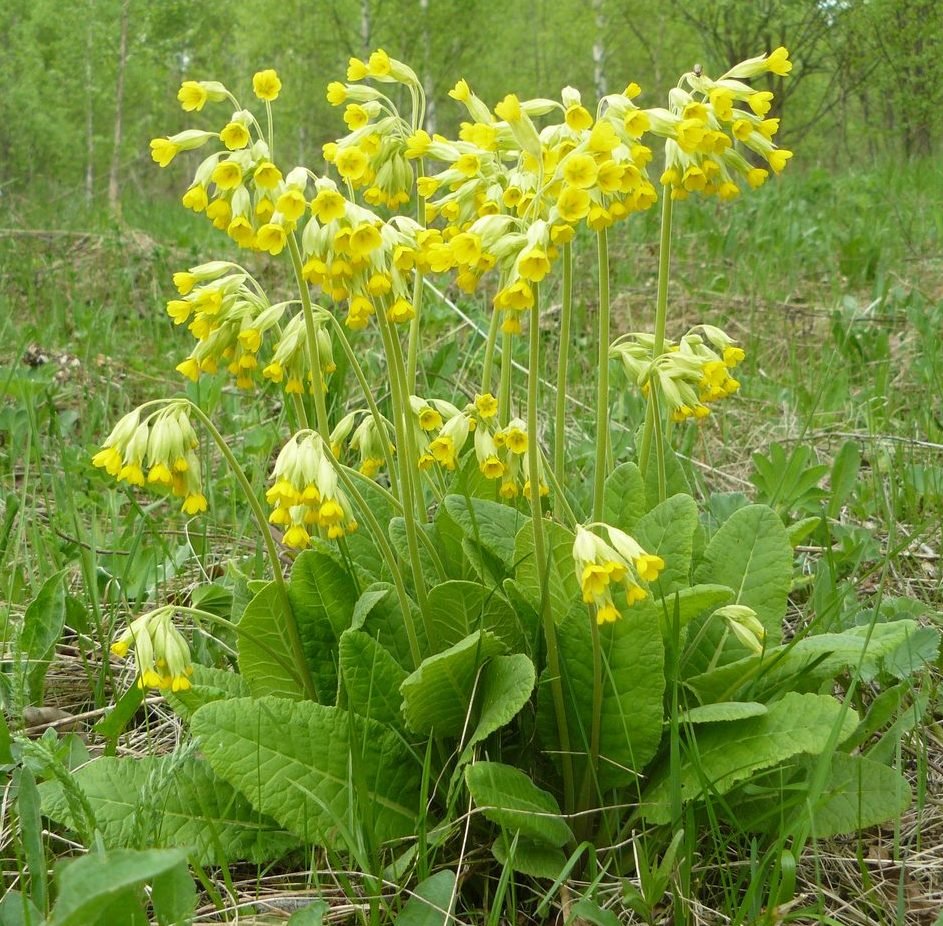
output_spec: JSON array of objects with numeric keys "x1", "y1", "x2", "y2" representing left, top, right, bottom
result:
[
  {"x1": 111, "y1": 608, "x2": 194, "y2": 692},
  {"x1": 92, "y1": 403, "x2": 207, "y2": 515},
  {"x1": 653, "y1": 48, "x2": 794, "y2": 200},
  {"x1": 266, "y1": 431, "x2": 358, "y2": 548},
  {"x1": 611, "y1": 324, "x2": 745, "y2": 422},
  {"x1": 573, "y1": 525, "x2": 665, "y2": 624}
]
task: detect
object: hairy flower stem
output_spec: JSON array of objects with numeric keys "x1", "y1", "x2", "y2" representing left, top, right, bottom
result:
[
  {"x1": 637, "y1": 191, "x2": 673, "y2": 483},
  {"x1": 498, "y1": 331, "x2": 513, "y2": 425},
  {"x1": 575, "y1": 610, "x2": 604, "y2": 842},
  {"x1": 185, "y1": 401, "x2": 317, "y2": 700},
  {"x1": 553, "y1": 242, "x2": 573, "y2": 496},
  {"x1": 481, "y1": 304, "x2": 502, "y2": 395},
  {"x1": 528, "y1": 285, "x2": 575, "y2": 815},
  {"x1": 592, "y1": 229, "x2": 611, "y2": 523},
  {"x1": 287, "y1": 234, "x2": 330, "y2": 439},
  {"x1": 405, "y1": 160, "x2": 427, "y2": 393},
  {"x1": 324, "y1": 313, "x2": 398, "y2": 496},
  {"x1": 326, "y1": 459, "x2": 423, "y2": 668},
  {"x1": 375, "y1": 310, "x2": 432, "y2": 629}
]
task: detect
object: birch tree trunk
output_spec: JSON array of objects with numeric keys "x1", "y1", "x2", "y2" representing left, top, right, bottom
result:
[{"x1": 107, "y1": 0, "x2": 130, "y2": 220}]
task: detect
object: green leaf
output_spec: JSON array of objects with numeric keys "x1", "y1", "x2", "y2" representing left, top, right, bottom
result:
[
  {"x1": 641, "y1": 692, "x2": 859, "y2": 823},
  {"x1": 92, "y1": 684, "x2": 145, "y2": 741},
  {"x1": 687, "y1": 620, "x2": 930, "y2": 704},
  {"x1": 287, "y1": 901, "x2": 329, "y2": 925},
  {"x1": 688, "y1": 504, "x2": 792, "y2": 673},
  {"x1": 191, "y1": 697, "x2": 421, "y2": 846},
  {"x1": 237, "y1": 581, "x2": 306, "y2": 700},
  {"x1": 808, "y1": 753, "x2": 911, "y2": 837},
  {"x1": 491, "y1": 834, "x2": 567, "y2": 880},
  {"x1": 633, "y1": 494, "x2": 698, "y2": 594},
  {"x1": 538, "y1": 604, "x2": 664, "y2": 790},
  {"x1": 19, "y1": 569, "x2": 67, "y2": 703},
  {"x1": 389, "y1": 518, "x2": 442, "y2": 588},
  {"x1": 443, "y1": 495, "x2": 525, "y2": 573},
  {"x1": 394, "y1": 870, "x2": 456, "y2": 926},
  {"x1": 465, "y1": 761, "x2": 571, "y2": 847},
  {"x1": 48, "y1": 848, "x2": 187, "y2": 926},
  {"x1": 40, "y1": 755, "x2": 299, "y2": 865},
  {"x1": 0, "y1": 712, "x2": 11, "y2": 765},
  {"x1": 514, "y1": 520, "x2": 578, "y2": 623},
  {"x1": 16, "y1": 768, "x2": 48, "y2": 914},
  {"x1": 568, "y1": 899, "x2": 622, "y2": 926},
  {"x1": 787, "y1": 516, "x2": 822, "y2": 547},
  {"x1": 603, "y1": 463, "x2": 645, "y2": 531},
  {"x1": 880, "y1": 625, "x2": 940, "y2": 680},
  {"x1": 679, "y1": 702, "x2": 768, "y2": 724},
  {"x1": 400, "y1": 631, "x2": 507, "y2": 736},
  {"x1": 165, "y1": 665, "x2": 250, "y2": 721},
  {"x1": 151, "y1": 861, "x2": 197, "y2": 926},
  {"x1": 355, "y1": 583, "x2": 424, "y2": 670},
  {"x1": 427, "y1": 580, "x2": 522, "y2": 650},
  {"x1": 339, "y1": 629, "x2": 409, "y2": 728},
  {"x1": 0, "y1": 891, "x2": 42, "y2": 926},
  {"x1": 643, "y1": 442, "x2": 690, "y2": 507},
  {"x1": 288, "y1": 549, "x2": 359, "y2": 702},
  {"x1": 459, "y1": 654, "x2": 536, "y2": 763},
  {"x1": 828, "y1": 441, "x2": 861, "y2": 519}
]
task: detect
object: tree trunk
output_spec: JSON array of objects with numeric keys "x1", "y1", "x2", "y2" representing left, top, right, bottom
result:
[
  {"x1": 85, "y1": 0, "x2": 95, "y2": 205},
  {"x1": 592, "y1": 0, "x2": 607, "y2": 100},
  {"x1": 107, "y1": 0, "x2": 130, "y2": 221}
]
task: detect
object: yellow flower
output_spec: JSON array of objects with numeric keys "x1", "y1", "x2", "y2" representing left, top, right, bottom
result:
[
  {"x1": 256, "y1": 223, "x2": 287, "y2": 255},
  {"x1": 326, "y1": 81, "x2": 347, "y2": 105},
  {"x1": 565, "y1": 104, "x2": 593, "y2": 131},
  {"x1": 367, "y1": 48, "x2": 391, "y2": 77},
  {"x1": 182, "y1": 493, "x2": 208, "y2": 515},
  {"x1": 177, "y1": 81, "x2": 208, "y2": 112},
  {"x1": 344, "y1": 103, "x2": 370, "y2": 130},
  {"x1": 634, "y1": 553, "x2": 665, "y2": 582},
  {"x1": 748, "y1": 91, "x2": 774, "y2": 116},
  {"x1": 556, "y1": 185, "x2": 591, "y2": 223},
  {"x1": 347, "y1": 57, "x2": 368, "y2": 80},
  {"x1": 253, "y1": 161, "x2": 283, "y2": 189},
  {"x1": 562, "y1": 153, "x2": 598, "y2": 190},
  {"x1": 181, "y1": 185, "x2": 208, "y2": 212},
  {"x1": 276, "y1": 187, "x2": 307, "y2": 222},
  {"x1": 746, "y1": 167, "x2": 768, "y2": 189},
  {"x1": 494, "y1": 93, "x2": 522, "y2": 123},
  {"x1": 449, "y1": 79, "x2": 471, "y2": 101},
  {"x1": 149, "y1": 138, "x2": 179, "y2": 168},
  {"x1": 768, "y1": 149, "x2": 793, "y2": 174},
  {"x1": 253, "y1": 69, "x2": 282, "y2": 101},
  {"x1": 474, "y1": 393, "x2": 498, "y2": 419},
  {"x1": 765, "y1": 46, "x2": 792, "y2": 76},
  {"x1": 348, "y1": 223, "x2": 382, "y2": 258},
  {"x1": 211, "y1": 160, "x2": 243, "y2": 190},
  {"x1": 709, "y1": 87, "x2": 734, "y2": 121},
  {"x1": 220, "y1": 121, "x2": 250, "y2": 150},
  {"x1": 517, "y1": 247, "x2": 551, "y2": 282},
  {"x1": 623, "y1": 109, "x2": 650, "y2": 138},
  {"x1": 311, "y1": 188, "x2": 347, "y2": 222},
  {"x1": 335, "y1": 147, "x2": 368, "y2": 180},
  {"x1": 387, "y1": 298, "x2": 415, "y2": 324}
]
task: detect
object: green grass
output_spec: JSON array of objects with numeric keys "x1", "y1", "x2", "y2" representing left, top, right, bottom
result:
[{"x1": 1, "y1": 157, "x2": 941, "y2": 923}]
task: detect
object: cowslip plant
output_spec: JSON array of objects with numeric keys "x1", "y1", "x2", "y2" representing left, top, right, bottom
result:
[{"x1": 48, "y1": 45, "x2": 938, "y2": 919}]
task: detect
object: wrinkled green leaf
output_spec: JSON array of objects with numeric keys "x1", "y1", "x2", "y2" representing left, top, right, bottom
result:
[
  {"x1": 394, "y1": 870, "x2": 456, "y2": 926},
  {"x1": 19, "y1": 569, "x2": 67, "y2": 703},
  {"x1": 48, "y1": 848, "x2": 187, "y2": 926},
  {"x1": 538, "y1": 604, "x2": 664, "y2": 790},
  {"x1": 165, "y1": 665, "x2": 250, "y2": 721},
  {"x1": 492, "y1": 834, "x2": 567, "y2": 880},
  {"x1": 459, "y1": 654, "x2": 536, "y2": 762},
  {"x1": 634, "y1": 494, "x2": 698, "y2": 594},
  {"x1": 288, "y1": 549, "x2": 359, "y2": 702},
  {"x1": 465, "y1": 761, "x2": 571, "y2": 847},
  {"x1": 400, "y1": 631, "x2": 506, "y2": 736},
  {"x1": 514, "y1": 521, "x2": 578, "y2": 623},
  {"x1": 192, "y1": 697, "x2": 421, "y2": 846},
  {"x1": 679, "y1": 702, "x2": 768, "y2": 724},
  {"x1": 642, "y1": 692, "x2": 858, "y2": 823},
  {"x1": 427, "y1": 580, "x2": 522, "y2": 650},
  {"x1": 443, "y1": 495, "x2": 524, "y2": 572},
  {"x1": 339, "y1": 629, "x2": 409, "y2": 728},
  {"x1": 603, "y1": 463, "x2": 646, "y2": 532},
  {"x1": 40, "y1": 755, "x2": 298, "y2": 864}
]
